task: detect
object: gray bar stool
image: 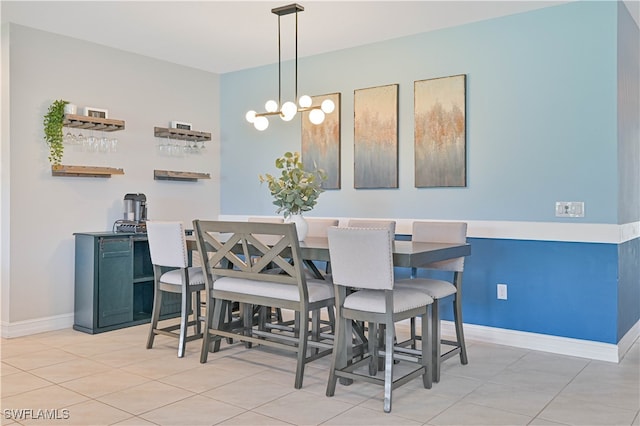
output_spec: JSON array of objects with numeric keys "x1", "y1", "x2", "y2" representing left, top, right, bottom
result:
[{"x1": 146, "y1": 221, "x2": 205, "y2": 358}]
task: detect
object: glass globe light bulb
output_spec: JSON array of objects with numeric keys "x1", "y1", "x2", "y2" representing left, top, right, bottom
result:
[
  {"x1": 265, "y1": 100, "x2": 278, "y2": 113},
  {"x1": 309, "y1": 109, "x2": 325, "y2": 125},
  {"x1": 254, "y1": 116, "x2": 269, "y2": 131},
  {"x1": 281, "y1": 101, "x2": 297, "y2": 121},
  {"x1": 321, "y1": 99, "x2": 335, "y2": 114},
  {"x1": 298, "y1": 95, "x2": 312, "y2": 108},
  {"x1": 245, "y1": 110, "x2": 256, "y2": 123}
]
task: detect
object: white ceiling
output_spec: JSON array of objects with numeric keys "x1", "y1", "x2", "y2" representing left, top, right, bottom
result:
[{"x1": 2, "y1": 1, "x2": 638, "y2": 74}]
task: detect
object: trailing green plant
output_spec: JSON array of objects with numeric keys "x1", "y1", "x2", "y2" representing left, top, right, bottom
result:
[
  {"x1": 259, "y1": 151, "x2": 327, "y2": 218},
  {"x1": 43, "y1": 99, "x2": 68, "y2": 165}
]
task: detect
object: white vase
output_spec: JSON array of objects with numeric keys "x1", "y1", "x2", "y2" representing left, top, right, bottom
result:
[
  {"x1": 287, "y1": 213, "x2": 308, "y2": 241},
  {"x1": 64, "y1": 103, "x2": 77, "y2": 115}
]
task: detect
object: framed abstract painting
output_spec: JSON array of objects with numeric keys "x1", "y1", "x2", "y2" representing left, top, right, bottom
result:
[
  {"x1": 354, "y1": 84, "x2": 398, "y2": 189},
  {"x1": 302, "y1": 92, "x2": 341, "y2": 190},
  {"x1": 414, "y1": 74, "x2": 467, "y2": 187}
]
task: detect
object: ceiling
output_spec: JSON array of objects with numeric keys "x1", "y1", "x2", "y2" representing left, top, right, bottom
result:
[{"x1": 2, "y1": 1, "x2": 638, "y2": 74}]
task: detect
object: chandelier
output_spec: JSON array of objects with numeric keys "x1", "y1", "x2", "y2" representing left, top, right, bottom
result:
[{"x1": 245, "y1": 3, "x2": 335, "y2": 131}]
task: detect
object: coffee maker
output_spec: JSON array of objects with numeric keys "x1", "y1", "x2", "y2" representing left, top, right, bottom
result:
[{"x1": 116, "y1": 193, "x2": 148, "y2": 233}]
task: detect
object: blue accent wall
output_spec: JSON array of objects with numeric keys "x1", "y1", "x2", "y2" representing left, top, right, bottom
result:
[
  {"x1": 463, "y1": 238, "x2": 618, "y2": 343},
  {"x1": 619, "y1": 238, "x2": 640, "y2": 341},
  {"x1": 404, "y1": 238, "x2": 619, "y2": 343}
]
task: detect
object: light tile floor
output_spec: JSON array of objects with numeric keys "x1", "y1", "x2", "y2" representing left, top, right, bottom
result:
[{"x1": 1, "y1": 320, "x2": 638, "y2": 426}]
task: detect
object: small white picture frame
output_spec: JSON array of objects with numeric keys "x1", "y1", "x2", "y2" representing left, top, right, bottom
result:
[
  {"x1": 83, "y1": 106, "x2": 109, "y2": 119},
  {"x1": 170, "y1": 120, "x2": 192, "y2": 130}
]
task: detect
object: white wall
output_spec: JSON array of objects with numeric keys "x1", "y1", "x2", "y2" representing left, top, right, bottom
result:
[{"x1": 1, "y1": 24, "x2": 221, "y2": 336}]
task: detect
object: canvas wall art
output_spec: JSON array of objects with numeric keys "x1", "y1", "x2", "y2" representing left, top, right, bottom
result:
[
  {"x1": 353, "y1": 84, "x2": 398, "y2": 189},
  {"x1": 301, "y1": 92, "x2": 341, "y2": 190},
  {"x1": 414, "y1": 74, "x2": 467, "y2": 187}
]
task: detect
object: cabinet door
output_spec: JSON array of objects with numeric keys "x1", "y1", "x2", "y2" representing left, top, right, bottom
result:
[{"x1": 98, "y1": 237, "x2": 133, "y2": 327}]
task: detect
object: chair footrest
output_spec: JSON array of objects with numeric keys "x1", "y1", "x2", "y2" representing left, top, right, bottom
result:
[
  {"x1": 153, "y1": 329, "x2": 203, "y2": 342},
  {"x1": 251, "y1": 329, "x2": 334, "y2": 351},
  {"x1": 154, "y1": 320, "x2": 200, "y2": 333},
  {"x1": 335, "y1": 355, "x2": 426, "y2": 390},
  {"x1": 205, "y1": 326, "x2": 334, "y2": 354},
  {"x1": 441, "y1": 346, "x2": 461, "y2": 361},
  {"x1": 396, "y1": 337, "x2": 463, "y2": 361},
  {"x1": 388, "y1": 346, "x2": 423, "y2": 363}
]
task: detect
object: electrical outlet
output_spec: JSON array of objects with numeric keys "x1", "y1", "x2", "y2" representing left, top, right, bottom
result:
[
  {"x1": 555, "y1": 201, "x2": 585, "y2": 217},
  {"x1": 497, "y1": 283, "x2": 508, "y2": 300}
]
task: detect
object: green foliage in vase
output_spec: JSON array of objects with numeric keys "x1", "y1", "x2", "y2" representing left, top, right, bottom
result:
[
  {"x1": 259, "y1": 151, "x2": 327, "y2": 218},
  {"x1": 43, "y1": 99, "x2": 69, "y2": 165}
]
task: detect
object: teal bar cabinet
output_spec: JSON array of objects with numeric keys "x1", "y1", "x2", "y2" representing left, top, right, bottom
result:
[{"x1": 73, "y1": 232, "x2": 181, "y2": 333}]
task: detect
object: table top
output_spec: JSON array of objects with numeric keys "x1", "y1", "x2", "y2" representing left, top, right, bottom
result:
[
  {"x1": 298, "y1": 237, "x2": 470, "y2": 267},
  {"x1": 187, "y1": 233, "x2": 470, "y2": 269}
]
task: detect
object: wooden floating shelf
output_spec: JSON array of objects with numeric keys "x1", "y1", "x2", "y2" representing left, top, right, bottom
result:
[
  {"x1": 154, "y1": 169, "x2": 211, "y2": 182},
  {"x1": 64, "y1": 114, "x2": 125, "y2": 132},
  {"x1": 52, "y1": 165, "x2": 125, "y2": 178},
  {"x1": 154, "y1": 127, "x2": 211, "y2": 142}
]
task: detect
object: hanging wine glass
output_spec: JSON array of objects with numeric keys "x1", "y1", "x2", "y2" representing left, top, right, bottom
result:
[
  {"x1": 100, "y1": 132, "x2": 109, "y2": 153},
  {"x1": 64, "y1": 130, "x2": 75, "y2": 145},
  {"x1": 77, "y1": 131, "x2": 86, "y2": 151},
  {"x1": 110, "y1": 137, "x2": 118, "y2": 153}
]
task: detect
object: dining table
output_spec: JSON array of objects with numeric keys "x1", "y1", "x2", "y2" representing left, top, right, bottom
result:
[
  {"x1": 187, "y1": 233, "x2": 471, "y2": 278},
  {"x1": 297, "y1": 236, "x2": 471, "y2": 279}
]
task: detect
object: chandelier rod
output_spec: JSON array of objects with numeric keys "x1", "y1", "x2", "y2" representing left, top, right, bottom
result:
[
  {"x1": 277, "y1": 13, "x2": 282, "y2": 108},
  {"x1": 295, "y1": 8, "x2": 298, "y2": 104},
  {"x1": 272, "y1": 3, "x2": 303, "y2": 110}
]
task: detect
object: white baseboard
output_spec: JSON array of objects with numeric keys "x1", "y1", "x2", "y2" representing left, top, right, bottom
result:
[
  {"x1": 617, "y1": 320, "x2": 640, "y2": 361},
  {"x1": 438, "y1": 320, "x2": 640, "y2": 363},
  {"x1": 1, "y1": 313, "x2": 74, "y2": 338}
]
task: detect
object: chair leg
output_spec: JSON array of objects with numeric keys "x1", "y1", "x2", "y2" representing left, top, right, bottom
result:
[
  {"x1": 432, "y1": 300, "x2": 441, "y2": 382},
  {"x1": 193, "y1": 290, "x2": 202, "y2": 335},
  {"x1": 409, "y1": 317, "x2": 417, "y2": 349},
  {"x1": 201, "y1": 297, "x2": 222, "y2": 363},
  {"x1": 453, "y1": 293, "x2": 468, "y2": 365},
  {"x1": 242, "y1": 303, "x2": 253, "y2": 348},
  {"x1": 294, "y1": 311, "x2": 301, "y2": 338},
  {"x1": 212, "y1": 299, "x2": 225, "y2": 353},
  {"x1": 377, "y1": 323, "x2": 386, "y2": 371},
  {"x1": 258, "y1": 306, "x2": 268, "y2": 331},
  {"x1": 383, "y1": 320, "x2": 394, "y2": 413},
  {"x1": 327, "y1": 306, "x2": 335, "y2": 334},
  {"x1": 177, "y1": 288, "x2": 189, "y2": 358},
  {"x1": 311, "y1": 310, "x2": 321, "y2": 355},
  {"x1": 294, "y1": 310, "x2": 310, "y2": 389},
  {"x1": 327, "y1": 292, "x2": 347, "y2": 397},
  {"x1": 368, "y1": 322, "x2": 377, "y2": 376},
  {"x1": 225, "y1": 302, "x2": 234, "y2": 344},
  {"x1": 421, "y1": 306, "x2": 433, "y2": 389},
  {"x1": 200, "y1": 297, "x2": 212, "y2": 363},
  {"x1": 146, "y1": 286, "x2": 163, "y2": 349}
]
